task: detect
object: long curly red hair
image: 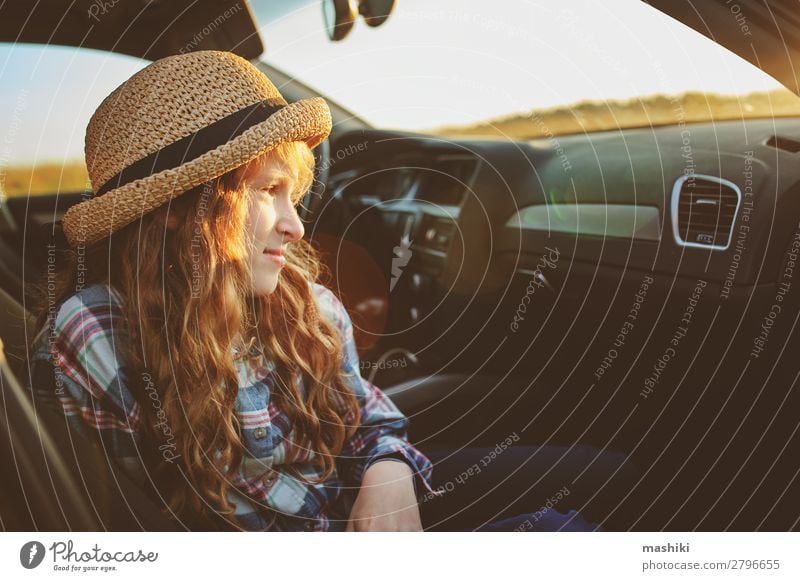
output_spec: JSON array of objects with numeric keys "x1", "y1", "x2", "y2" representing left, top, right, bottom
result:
[{"x1": 33, "y1": 140, "x2": 361, "y2": 529}]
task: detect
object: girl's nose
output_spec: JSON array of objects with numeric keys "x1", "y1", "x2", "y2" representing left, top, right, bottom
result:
[{"x1": 277, "y1": 205, "x2": 305, "y2": 242}]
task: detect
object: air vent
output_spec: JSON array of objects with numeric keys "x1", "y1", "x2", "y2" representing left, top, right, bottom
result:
[
  {"x1": 766, "y1": 135, "x2": 800, "y2": 153},
  {"x1": 413, "y1": 155, "x2": 478, "y2": 206},
  {"x1": 671, "y1": 174, "x2": 741, "y2": 250}
]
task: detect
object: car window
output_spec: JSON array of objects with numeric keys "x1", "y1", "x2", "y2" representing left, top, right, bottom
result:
[
  {"x1": 0, "y1": 44, "x2": 148, "y2": 199},
  {"x1": 254, "y1": 0, "x2": 800, "y2": 137}
]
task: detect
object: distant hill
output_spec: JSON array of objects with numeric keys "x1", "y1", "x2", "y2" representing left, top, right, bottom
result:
[{"x1": 426, "y1": 89, "x2": 800, "y2": 139}]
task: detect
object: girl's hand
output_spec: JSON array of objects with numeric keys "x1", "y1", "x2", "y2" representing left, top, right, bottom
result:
[{"x1": 345, "y1": 459, "x2": 423, "y2": 531}]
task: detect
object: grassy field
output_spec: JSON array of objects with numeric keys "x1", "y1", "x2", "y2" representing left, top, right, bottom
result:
[
  {"x1": 2, "y1": 90, "x2": 799, "y2": 199},
  {"x1": 1, "y1": 161, "x2": 89, "y2": 199}
]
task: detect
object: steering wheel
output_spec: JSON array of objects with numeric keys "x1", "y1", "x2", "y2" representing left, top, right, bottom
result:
[{"x1": 301, "y1": 137, "x2": 331, "y2": 224}]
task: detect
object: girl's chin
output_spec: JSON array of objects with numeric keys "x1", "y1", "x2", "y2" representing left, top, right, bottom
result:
[{"x1": 250, "y1": 275, "x2": 280, "y2": 296}]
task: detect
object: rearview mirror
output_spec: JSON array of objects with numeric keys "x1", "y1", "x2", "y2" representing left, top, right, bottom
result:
[
  {"x1": 322, "y1": 0, "x2": 356, "y2": 41},
  {"x1": 359, "y1": 0, "x2": 395, "y2": 28},
  {"x1": 322, "y1": 0, "x2": 396, "y2": 41}
]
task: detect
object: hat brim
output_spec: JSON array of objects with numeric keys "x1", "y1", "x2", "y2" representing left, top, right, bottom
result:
[{"x1": 62, "y1": 96, "x2": 332, "y2": 248}]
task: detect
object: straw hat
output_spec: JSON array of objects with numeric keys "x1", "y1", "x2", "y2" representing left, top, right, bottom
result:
[{"x1": 61, "y1": 50, "x2": 332, "y2": 248}]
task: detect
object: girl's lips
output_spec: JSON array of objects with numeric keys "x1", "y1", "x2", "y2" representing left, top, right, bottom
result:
[{"x1": 264, "y1": 249, "x2": 286, "y2": 267}]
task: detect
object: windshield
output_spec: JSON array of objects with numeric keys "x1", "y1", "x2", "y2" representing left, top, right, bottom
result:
[{"x1": 254, "y1": 0, "x2": 800, "y2": 137}]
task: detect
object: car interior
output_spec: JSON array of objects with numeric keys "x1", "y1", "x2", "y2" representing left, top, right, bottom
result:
[{"x1": 2, "y1": 0, "x2": 800, "y2": 531}]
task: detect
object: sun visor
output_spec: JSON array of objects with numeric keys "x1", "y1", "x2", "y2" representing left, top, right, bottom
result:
[
  {"x1": 0, "y1": 0, "x2": 263, "y2": 61},
  {"x1": 649, "y1": 0, "x2": 800, "y2": 95}
]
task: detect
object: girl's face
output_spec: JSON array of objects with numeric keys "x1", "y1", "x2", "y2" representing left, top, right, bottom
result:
[{"x1": 240, "y1": 153, "x2": 305, "y2": 296}]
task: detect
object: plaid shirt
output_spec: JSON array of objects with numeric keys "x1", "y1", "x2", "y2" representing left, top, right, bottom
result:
[{"x1": 29, "y1": 281, "x2": 439, "y2": 531}]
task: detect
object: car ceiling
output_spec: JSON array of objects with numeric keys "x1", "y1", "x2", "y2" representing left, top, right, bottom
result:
[
  {"x1": 0, "y1": 0, "x2": 263, "y2": 61},
  {"x1": 649, "y1": 0, "x2": 800, "y2": 95}
]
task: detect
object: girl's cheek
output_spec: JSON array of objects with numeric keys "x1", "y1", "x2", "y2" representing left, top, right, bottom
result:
[{"x1": 245, "y1": 205, "x2": 266, "y2": 235}]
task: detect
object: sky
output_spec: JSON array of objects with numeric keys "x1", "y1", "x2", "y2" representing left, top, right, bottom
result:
[
  {"x1": 255, "y1": 0, "x2": 784, "y2": 128},
  {"x1": 0, "y1": 0, "x2": 787, "y2": 165}
]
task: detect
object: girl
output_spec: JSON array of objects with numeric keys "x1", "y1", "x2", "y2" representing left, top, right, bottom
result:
[{"x1": 29, "y1": 51, "x2": 615, "y2": 532}]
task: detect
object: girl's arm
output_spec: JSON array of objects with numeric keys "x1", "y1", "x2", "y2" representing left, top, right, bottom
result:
[
  {"x1": 314, "y1": 284, "x2": 442, "y2": 503},
  {"x1": 30, "y1": 291, "x2": 147, "y2": 485}
]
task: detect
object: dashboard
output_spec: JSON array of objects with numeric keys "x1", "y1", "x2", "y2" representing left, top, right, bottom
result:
[{"x1": 310, "y1": 118, "x2": 800, "y2": 394}]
